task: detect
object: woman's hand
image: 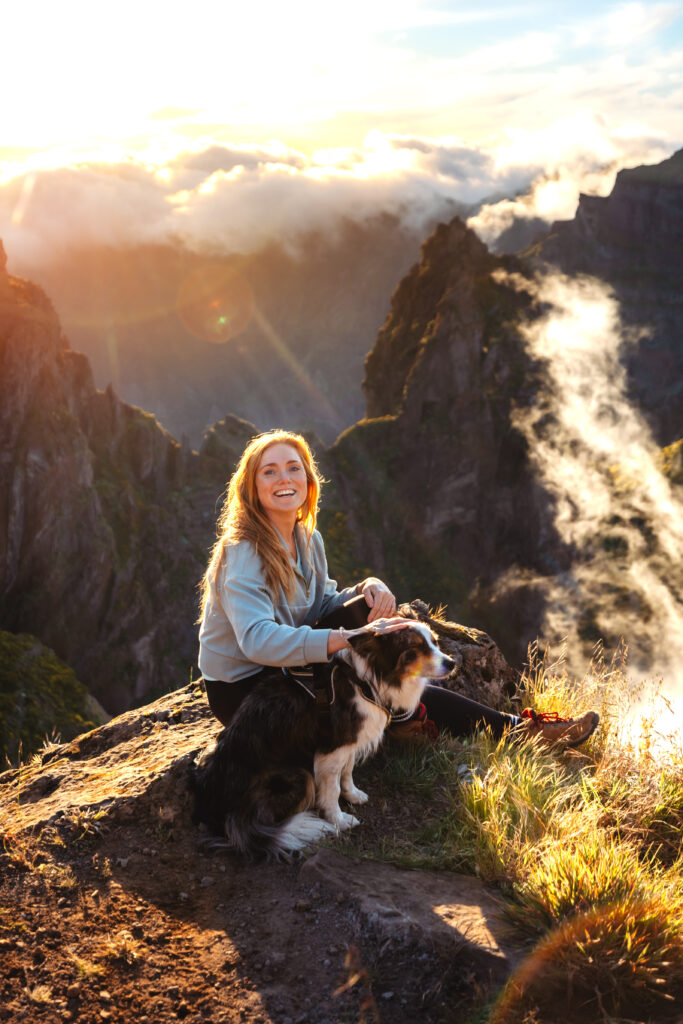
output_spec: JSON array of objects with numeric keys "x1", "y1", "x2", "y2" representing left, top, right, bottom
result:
[
  {"x1": 358, "y1": 578, "x2": 397, "y2": 622},
  {"x1": 333, "y1": 616, "x2": 411, "y2": 651}
]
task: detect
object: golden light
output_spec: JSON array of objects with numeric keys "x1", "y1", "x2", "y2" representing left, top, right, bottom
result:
[{"x1": 177, "y1": 265, "x2": 254, "y2": 344}]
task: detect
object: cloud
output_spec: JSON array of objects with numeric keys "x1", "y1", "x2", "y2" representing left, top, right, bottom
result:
[
  {"x1": 0, "y1": 117, "x2": 679, "y2": 269},
  {"x1": 467, "y1": 114, "x2": 675, "y2": 249},
  {"x1": 570, "y1": 2, "x2": 680, "y2": 50},
  {"x1": 499, "y1": 269, "x2": 683, "y2": 717}
]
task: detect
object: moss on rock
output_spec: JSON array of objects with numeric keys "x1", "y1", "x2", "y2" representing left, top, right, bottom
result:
[{"x1": 0, "y1": 632, "x2": 106, "y2": 764}]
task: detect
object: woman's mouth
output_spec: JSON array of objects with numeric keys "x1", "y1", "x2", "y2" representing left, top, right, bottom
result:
[{"x1": 274, "y1": 489, "x2": 296, "y2": 497}]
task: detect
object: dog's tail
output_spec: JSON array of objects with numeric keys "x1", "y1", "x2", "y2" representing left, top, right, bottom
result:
[
  {"x1": 221, "y1": 810, "x2": 338, "y2": 861},
  {"x1": 195, "y1": 761, "x2": 336, "y2": 860}
]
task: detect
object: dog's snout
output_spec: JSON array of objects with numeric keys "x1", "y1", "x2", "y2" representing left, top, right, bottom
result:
[{"x1": 427, "y1": 649, "x2": 455, "y2": 678}]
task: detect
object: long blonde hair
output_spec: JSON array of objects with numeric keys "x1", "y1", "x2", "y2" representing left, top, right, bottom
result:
[{"x1": 198, "y1": 430, "x2": 322, "y2": 618}]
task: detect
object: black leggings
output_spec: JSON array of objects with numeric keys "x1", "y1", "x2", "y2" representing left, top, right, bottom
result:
[{"x1": 204, "y1": 596, "x2": 518, "y2": 739}]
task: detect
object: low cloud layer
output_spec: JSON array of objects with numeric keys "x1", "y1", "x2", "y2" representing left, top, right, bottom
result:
[
  {"x1": 0, "y1": 115, "x2": 677, "y2": 269},
  {"x1": 500, "y1": 269, "x2": 683, "y2": 722}
]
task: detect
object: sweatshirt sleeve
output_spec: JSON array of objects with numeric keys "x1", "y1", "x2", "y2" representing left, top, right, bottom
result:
[{"x1": 220, "y1": 547, "x2": 331, "y2": 666}]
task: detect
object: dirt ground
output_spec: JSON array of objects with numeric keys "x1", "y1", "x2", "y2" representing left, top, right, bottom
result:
[{"x1": 0, "y1": 806, "x2": 487, "y2": 1024}]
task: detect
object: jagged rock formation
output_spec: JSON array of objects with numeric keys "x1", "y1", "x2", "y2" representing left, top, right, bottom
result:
[
  {"x1": 321, "y1": 218, "x2": 560, "y2": 662},
  {"x1": 0, "y1": 244, "x2": 220, "y2": 714},
  {"x1": 534, "y1": 148, "x2": 683, "y2": 444},
  {"x1": 198, "y1": 413, "x2": 258, "y2": 484}
]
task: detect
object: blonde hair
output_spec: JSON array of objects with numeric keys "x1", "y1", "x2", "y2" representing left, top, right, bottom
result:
[{"x1": 198, "y1": 430, "x2": 322, "y2": 619}]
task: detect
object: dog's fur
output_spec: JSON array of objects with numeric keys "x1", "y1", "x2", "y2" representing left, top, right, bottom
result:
[{"x1": 193, "y1": 624, "x2": 454, "y2": 858}]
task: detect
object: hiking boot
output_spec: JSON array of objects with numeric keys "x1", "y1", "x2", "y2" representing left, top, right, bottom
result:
[{"x1": 520, "y1": 708, "x2": 599, "y2": 748}]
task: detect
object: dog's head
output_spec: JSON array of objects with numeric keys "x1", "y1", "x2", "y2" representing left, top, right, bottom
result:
[{"x1": 345, "y1": 622, "x2": 455, "y2": 689}]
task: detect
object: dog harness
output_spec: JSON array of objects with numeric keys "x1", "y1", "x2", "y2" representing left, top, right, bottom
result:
[
  {"x1": 282, "y1": 664, "x2": 335, "y2": 710},
  {"x1": 282, "y1": 663, "x2": 415, "y2": 726}
]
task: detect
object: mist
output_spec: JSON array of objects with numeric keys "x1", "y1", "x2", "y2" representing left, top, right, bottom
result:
[
  {"x1": 0, "y1": 118, "x2": 675, "y2": 270},
  {"x1": 498, "y1": 269, "x2": 683, "y2": 720}
]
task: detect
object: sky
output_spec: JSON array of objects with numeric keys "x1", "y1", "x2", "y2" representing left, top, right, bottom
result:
[{"x1": 1, "y1": 0, "x2": 682, "y2": 260}]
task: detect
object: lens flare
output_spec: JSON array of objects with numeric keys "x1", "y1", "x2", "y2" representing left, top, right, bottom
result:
[{"x1": 177, "y1": 264, "x2": 254, "y2": 343}]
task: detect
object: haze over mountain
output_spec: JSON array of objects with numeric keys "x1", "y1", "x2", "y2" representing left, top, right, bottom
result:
[
  {"x1": 14, "y1": 215, "x2": 435, "y2": 446},
  {"x1": 325, "y1": 148, "x2": 683, "y2": 703}
]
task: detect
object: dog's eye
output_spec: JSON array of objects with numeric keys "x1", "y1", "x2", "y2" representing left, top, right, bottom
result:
[{"x1": 402, "y1": 649, "x2": 417, "y2": 664}]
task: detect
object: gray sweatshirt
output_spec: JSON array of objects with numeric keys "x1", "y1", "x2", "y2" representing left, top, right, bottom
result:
[{"x1": 198, "y1": 526, "x2": 357, "y2": 682}]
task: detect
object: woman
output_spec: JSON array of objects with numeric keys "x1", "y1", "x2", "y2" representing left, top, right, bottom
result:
[{"x1": 198, "y1": 430, "x2": 598, "y2": 747}]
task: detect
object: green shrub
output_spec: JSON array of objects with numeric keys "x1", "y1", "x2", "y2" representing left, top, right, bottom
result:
[{"x1": 0, "y1": 632, "x2": 102, "y2": 764}]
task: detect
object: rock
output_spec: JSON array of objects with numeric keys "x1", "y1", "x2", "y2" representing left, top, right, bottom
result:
[
  {"x1": 300, "y1": 850, "x2": 526, "y2": 980},
  {"x1": 0, "y1": 683, "x2": 216, "y2": 835},
  {"x1": 398, "y1": 599, "x2": 516, "y2": 706},
  {"x1": 535, "y1": 147, "x2": 683, "y2": 445},
  {"x1": 198, "y1": 413, "x2": 258, "y2": 482}
]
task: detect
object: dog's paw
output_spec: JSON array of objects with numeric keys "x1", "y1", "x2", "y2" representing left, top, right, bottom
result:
[
  {"x1": 324, "y1": 810, "x2": 360, "y2": 832},
  {"x1": 336, "y1": 811, "x2": 360, "y2": 831},
  {"x1": 341, "y1": 785, "x2": 368, "y2": 805}
]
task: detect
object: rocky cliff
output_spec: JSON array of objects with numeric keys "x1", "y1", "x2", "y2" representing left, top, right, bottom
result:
[
  {"x1": 534, "y1": 147, "x2": 683, "y2": 444},
  {"x1": 321, "y1": 219, "x2": 560, "y2": 661},
  {"x1": 0, "y1": 240, "x2": 221, "y2": 715}
]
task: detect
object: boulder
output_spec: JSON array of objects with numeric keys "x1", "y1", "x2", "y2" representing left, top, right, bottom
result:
[{"x1": 399, "y1": 599, "x2": 516, "y2": 706}]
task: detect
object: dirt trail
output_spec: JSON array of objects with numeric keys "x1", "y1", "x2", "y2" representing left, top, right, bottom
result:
[{"x1": 0, "y1": 816, "x2": 480, "y2": 1024}]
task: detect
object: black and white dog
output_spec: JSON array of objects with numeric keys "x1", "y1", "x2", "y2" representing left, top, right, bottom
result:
[{"x1": 193, "y1": 623, "x2": 454, "y2": 859}]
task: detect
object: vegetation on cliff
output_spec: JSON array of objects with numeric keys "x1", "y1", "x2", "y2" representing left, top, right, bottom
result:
[{"x1": 0, "y1": 631, "x2": 105, "y2": 764}]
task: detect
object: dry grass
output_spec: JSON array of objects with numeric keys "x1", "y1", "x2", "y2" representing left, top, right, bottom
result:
[
  {"x1": 102, "y1": 929, "x2": 144, "y2": 966},
  {"x1": 25, "y1": 983, "x2": 53, "y2": 1004},
  {"x1": 69, "y1": 952, "x2": 105, "y2": 978}
]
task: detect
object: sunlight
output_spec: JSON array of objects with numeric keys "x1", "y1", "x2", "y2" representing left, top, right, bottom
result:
[
  {"x1": 251, "y1": 307, "x2": 341, "y2": 425},
  {"x1": 176, "y1": 265, "x2": 254, "y2": 344}
]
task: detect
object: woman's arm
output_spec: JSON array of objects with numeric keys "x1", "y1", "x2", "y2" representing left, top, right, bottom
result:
[{"x1": 327, "y1": 630, "x2": 350, "y2": 655}]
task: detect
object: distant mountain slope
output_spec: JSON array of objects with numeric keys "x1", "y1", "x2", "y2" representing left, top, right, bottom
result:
[{"x1": 13, "y1": 215, "x2": 431, "y2": 445}]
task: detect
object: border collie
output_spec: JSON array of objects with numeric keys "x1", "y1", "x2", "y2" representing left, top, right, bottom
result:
[{"x1": 193, "y1": 623, "x2": 454, "y2": 859}]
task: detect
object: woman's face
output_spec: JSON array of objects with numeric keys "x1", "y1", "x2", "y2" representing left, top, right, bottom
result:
[{"x1": 255, "y1": 442, "x2": 308, "y2": 523}]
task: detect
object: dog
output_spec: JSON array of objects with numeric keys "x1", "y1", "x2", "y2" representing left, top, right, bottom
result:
[{"x1": 193, "y1": 623, "x2": 455, "y2": 859}]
